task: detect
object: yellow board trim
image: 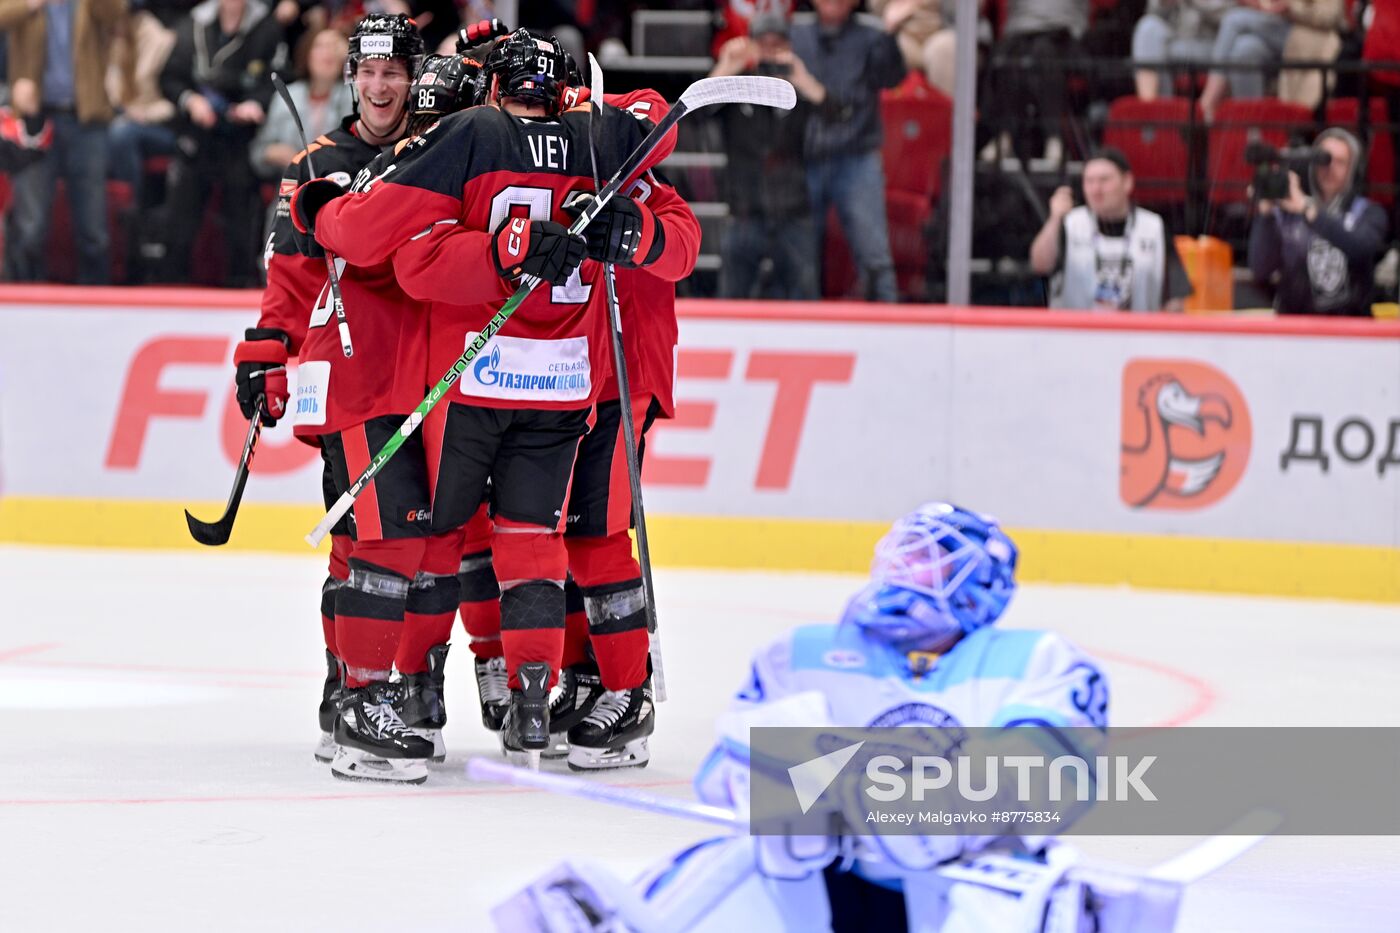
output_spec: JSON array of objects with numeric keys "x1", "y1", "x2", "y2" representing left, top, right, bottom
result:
[{"x1": 2, "y1": 497, "x2": 1396, "y2": 603}]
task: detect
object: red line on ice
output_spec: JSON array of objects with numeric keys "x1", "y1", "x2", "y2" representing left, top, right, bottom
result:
[
  {"x1": 0, "y1": 643, "x2": 60, "y2": 663},
  {"x1": 0, "y1": 778, "x2": 693, "y2": 807}
]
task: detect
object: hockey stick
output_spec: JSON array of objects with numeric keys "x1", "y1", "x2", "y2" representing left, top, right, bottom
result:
[
  {"x1": 272, "y1": 73, "x2": 353, "y2": 359},
  {"x1": 466, "y1": 757, "x2": 740, "y2": 828},
  {"x1": 306, "y1": 75, "x2": 797, "y2": 546},
  {"x1": 587, "y1": 54, "x2": 668, "y2": 703},
  {"x1": 184, "y1": 395, "x2": 264, "y2": 545}
]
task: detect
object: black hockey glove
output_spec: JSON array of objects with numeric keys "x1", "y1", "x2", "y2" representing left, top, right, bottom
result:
[
  {"x1": 233, "y1": 327, "x2": 291, "y2": 426},
  {"x1": 492, "y1": 216, "x2": 587, "y2": 285},
  {"x1": 562, "y1": 191, "x2": 666, "y2": 268},
  {"x1": 289, "y1": 178, "x2": 346, "y2": 239}
]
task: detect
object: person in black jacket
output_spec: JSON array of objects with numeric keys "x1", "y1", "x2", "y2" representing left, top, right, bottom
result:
[
  {"x1": 159, "y1": 0, "x2": 285, "y2": 286},
  {"x1": 791, "y1": 0, "x2": 908, "y2": 302},
  {"x1": 711, "y1": 12, "x2": 825, "y2": 300},
  {"x1": 1249, "y1": 127, "x2": 1390, "y2": 317}
]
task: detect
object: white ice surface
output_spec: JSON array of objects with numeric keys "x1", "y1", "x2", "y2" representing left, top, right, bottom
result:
[{"x1": 1, "y1": 545, "x2": 1397, "y2": 931}]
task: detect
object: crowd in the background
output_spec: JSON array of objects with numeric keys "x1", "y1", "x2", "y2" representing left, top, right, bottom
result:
[{"x1": 0, "y1": 0, "x2": 1396, "y2": 314}]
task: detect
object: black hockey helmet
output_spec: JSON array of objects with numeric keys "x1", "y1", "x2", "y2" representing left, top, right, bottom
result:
[
  {"x1": 345, "y1": 13, "x2": 425, "y2": 85},
  {"x1": 407, "y1": 53, "x2": 484, "y2": 135},
  {"x1": 482, "y1": 29, "x2": 569, "y2": 114}
]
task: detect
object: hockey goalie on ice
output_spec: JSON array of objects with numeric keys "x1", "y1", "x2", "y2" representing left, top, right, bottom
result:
[{"x1": 475, "y1": 502, "x2": 1264, "y2": 932}]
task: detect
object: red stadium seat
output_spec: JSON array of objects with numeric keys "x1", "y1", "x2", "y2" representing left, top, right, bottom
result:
[
  {"x1": 1324, "y1": 97, "x2": 1396, "y2": 207},
  {"x1": 1103, "y1": 96, "x2": 1193, "y2": 207},
  {"x1": 1207, "y1": 98, "x2": 1313, "y2": 206},
  {"x1": 880, "y1": 83, "x2": 952, "y2": 199}
]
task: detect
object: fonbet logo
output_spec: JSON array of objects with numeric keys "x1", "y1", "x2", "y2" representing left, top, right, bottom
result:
[{"x1": 1120, "y1": 359, "x2": 1251, "y2": 510}]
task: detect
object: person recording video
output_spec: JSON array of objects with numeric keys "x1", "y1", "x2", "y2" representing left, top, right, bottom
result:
[{"x1": 1248, "y1": 128, "x2": 1390, "y2": 317}]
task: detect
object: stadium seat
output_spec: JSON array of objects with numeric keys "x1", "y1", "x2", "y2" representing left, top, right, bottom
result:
[
  {"x1": 1324, "y1": 97, "x2": 1396, "y2": 207},
  {"x1": 1206, "y1": 98, "x2": 1313, "y2": 207},
  {"x1": 1103, "y1": 96, "x2": 1193, "y2": 207}
]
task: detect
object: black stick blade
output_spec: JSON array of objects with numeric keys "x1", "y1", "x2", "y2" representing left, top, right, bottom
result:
[{"x1": 185, "y1": 508, "x2": 234, "y2": 546}]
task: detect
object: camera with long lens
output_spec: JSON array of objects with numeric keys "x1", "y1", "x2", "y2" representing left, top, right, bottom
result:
[{"x1": 1246, "y1": 141, "x2": 1331, "y2": 201}]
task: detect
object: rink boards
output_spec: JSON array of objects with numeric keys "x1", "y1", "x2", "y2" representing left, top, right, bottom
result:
[{"x1": 1, "y1": 286, "x2": 1397, "y2": 601}]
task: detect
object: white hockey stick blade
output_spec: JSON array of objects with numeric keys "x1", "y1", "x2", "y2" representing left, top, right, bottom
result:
[
  {"x1": 588, "y1": 51, "x2": 604, "y2": 105},
  {"x1": 1147, "y1": 808, "x2": 1281, "y2": 884},
  {"x1": 679, "y1": 75, "x2": 796, "y2": 112},
  {"x1": 467, "y1": 757, "x2": 740, "y2": 829}
]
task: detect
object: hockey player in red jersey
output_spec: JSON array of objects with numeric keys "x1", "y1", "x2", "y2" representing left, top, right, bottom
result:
[
  {"x1": 232, "y1": 13, "x2": 424, "y2": 768},
  {"x1": 299, "y1": 28, "x2": 684, "y2": 765}
]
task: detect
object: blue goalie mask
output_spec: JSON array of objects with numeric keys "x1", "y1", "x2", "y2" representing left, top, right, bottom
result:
[{"x1": 843, "y1": 503, "x2": 1018, "y2": 650}]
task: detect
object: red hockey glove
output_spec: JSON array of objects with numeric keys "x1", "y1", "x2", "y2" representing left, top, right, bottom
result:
[
  {"x1": 492, "y1": 216, "x2": 587, "y2": 285},
  {"x1": 457, "y1": 18, "x2": 510, "y2": 55},
  {"x1": 562, "y1": 191, "x2": 665, "y2": 268},
  {"x1": 289, "y1": 178, "x2": 346, "y2": 238},
  {"x1": 234, "y1": 327, "x2": 291, "y2": 426}
]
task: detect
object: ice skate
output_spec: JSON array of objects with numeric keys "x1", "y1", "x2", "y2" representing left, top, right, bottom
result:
[
  {"x1": 474, "y1": 655, "x2": 510, "y2": 732},
  {"x1": 331, "y1": 681, "x2": 432, "y2": 784},
  {"x1": 398, "y1": 643, "x2": 449, "y2": 762},
  {"x1": 314, "y1": 650, "x2": 342, "y2": 763},
  {"x1": 500, "y1": 662, "x2": 551, "y2": 770},
  {"x1": 543, "y1": 662, "x2": 604, "y2": 759},
  {"x1": 566, "y1": 679, "x2": 654, "y2": 772}
]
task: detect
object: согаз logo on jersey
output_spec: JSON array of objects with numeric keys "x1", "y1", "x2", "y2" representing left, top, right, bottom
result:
[{"x1": 1120, "y1": 359, "x2": 1251, "y2": 510}]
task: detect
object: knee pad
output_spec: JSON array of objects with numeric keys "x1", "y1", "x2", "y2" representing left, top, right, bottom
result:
[
  {"x1": 492, "y1": 520, "x2": 567, "y2": 585},
  {"x1": 338, "y1": 559, "x2": 412, "y2": 623},
  {"x1": 500, "y1": 580, "x2": 566, "y2": 632},
  {"x1": 349, "y1": 537, "x2": 425, "y2": 581},
  {"x1": 407, "y1": 570, "x2": 460, "y2": 616},
  {"x1": 566, "y1": 531, "x2": 640, "y2": 588},
  {"x1": 458, "y1": 549, "x2": 499, "y2": 602},
  {"x1": 582, "y1": 579, "x2": 648, "y2": 636}
]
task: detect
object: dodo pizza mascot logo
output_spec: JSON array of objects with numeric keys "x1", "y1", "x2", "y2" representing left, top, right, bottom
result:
[{"x1": 1120, "y1": 359, "x2": 1251, "y2": 510}]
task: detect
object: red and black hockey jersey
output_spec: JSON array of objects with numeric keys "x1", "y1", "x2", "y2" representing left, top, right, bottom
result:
[
  {"x1": 315, "y1": 100, "x2": 680, "y2": 412},
  {"x1": 291, "y1": 135, "x2": 432, "y2": 438},
  {"x1": 258, "y1": 115, "x2": 387, "y2": 355}
]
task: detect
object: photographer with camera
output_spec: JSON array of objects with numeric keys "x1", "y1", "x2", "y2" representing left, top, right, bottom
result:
[
  {"x1": 1248, "y1": 128, "x2": 1390, "y2": 316},
  {"x1": 711, "y1": 12, "x2": 826, "y2": 300}
]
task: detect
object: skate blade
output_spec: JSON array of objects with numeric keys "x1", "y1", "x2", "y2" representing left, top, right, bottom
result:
[
  {"x1": 330, "y1": 747, "x2": 428, "y2": 785},
  {"x1": 313, "y1": 731, "x2": 337, "y2": 763},
  {"x1": 566, "y1": 738, "x2": 650, "y2": 772},
  {"x1": 540, "y1": 735, "x2": 570, "y2": 760},
  {"x1": 503, "y1": 748, "x2": 543, "y2": 771}
]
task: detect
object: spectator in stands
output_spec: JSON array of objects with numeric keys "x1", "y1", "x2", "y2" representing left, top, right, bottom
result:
[
  {"x1": 1030, "y1": 147, "x2": 1193, "y2": 311},
  {"x1": 108, "y1": 7, "x2": 177, "y2": 213},
  {"x1": 1131, "y1": 0, "x2": 1234, "y2": 100},
  {"x1": 711, "y1": 11, "x2": 823, "y2": 300},
  {"x1": 1197, "y1": 0, "x2": 1343, "y2": 121},
  {"x1": 871, "y1": 0, "x2": 943, "y2": 80},
  {"x1": 791, "y1": 0, "x2": 908, "y2": 302},
  {"x1": 251, "y1": 27, "x2": 348, "y2": 180},
  {"x1": 0, "y1": 0, "x2": 127, "y2": 285},
  {"x1": 159, "y1": 0, "x2": 285, "y2": 287},
  {"x1": 1249, "y1": 128, "x2": 1389, "y2": 316},
  {"x1": 984, "y1": 0, "x2": 1087, "y2": 167}
]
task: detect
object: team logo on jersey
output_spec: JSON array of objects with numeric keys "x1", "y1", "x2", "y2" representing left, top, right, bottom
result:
[
  {"x1": 823, "y1": 649, "x2": 866, "y2": 669},
  {"x1": 1120, "y1": 359, "x2": 1251, "y2": 510},
  {"x1": 868, "y1": 702, "x2": 963, "y2": 732}
]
